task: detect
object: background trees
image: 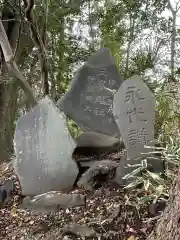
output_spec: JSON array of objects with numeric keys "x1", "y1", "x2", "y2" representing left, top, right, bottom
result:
[
  {"x1": 1, "y1": 0, "x2": 180, "y2": 162},
  {"x1": 1, "y1": 0, "x2": 180, "y2": 237}
]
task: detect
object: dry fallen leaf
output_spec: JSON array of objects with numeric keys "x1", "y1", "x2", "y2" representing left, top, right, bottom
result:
[
  {"x1": 127, "y1": 236, "x2": 138, "y2": 240},
  {"x1": 11, "y1": 208, "x2": 18, "y2": 217},
  {"x1": 0, "y1": 158, "x2": 157, "y2": 240}
]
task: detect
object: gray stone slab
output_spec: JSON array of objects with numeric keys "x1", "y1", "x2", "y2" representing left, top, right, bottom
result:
[
  {"x1": 74, "y1": 131, "x2": 120, "y2": 148},
  {"x1": 58, "y1": 48, "x2": 123, "y2": 138},
  {"x1": 22, "y1": 191, "x2": 85, "y2": 212},
  {"x1": 113, "y1": 75, "x2": 155, "y2": 160},
  {"x1": 113, "y1": 75, "x2": 164, "y2": 178},
  {"x1": 13, "y1": 96, "x2": 79, "y2": 196}
]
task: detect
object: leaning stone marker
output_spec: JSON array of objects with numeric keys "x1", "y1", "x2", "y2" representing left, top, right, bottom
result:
[
  {"x1": 13, "y1": 96, "x2": 79, "y2": 196},
  {"x1": 113, "y1": 75, "x2": 155, "y2": 160},
  {"x1": 58, "y1": 48, "x2": 123, "y2": 137}
]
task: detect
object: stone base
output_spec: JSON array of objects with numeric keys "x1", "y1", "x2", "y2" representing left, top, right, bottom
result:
[{"x1": 113, "y1": 153, "x2": 164, "y2": 187}]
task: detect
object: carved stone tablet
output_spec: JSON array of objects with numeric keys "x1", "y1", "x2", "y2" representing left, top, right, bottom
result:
[
  {"x1": 58, "y1": 48, "x2": 123, "y2": 137},
  {"x1": 13, "y1": 96, "x2": 79, "y2": 196},
  {"x1": 113, "y1": 75, "x2": 155, "y2": 160}
]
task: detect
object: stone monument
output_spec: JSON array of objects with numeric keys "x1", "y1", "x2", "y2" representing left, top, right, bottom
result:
[
  {"x1": 113, "y1": 75, "x2": 163, "y2": 182},
  {"x1": 13, "y1": 96, "x2": 79, "y2": 196},
  {"x1": 58, "y1": 48, "x2": 123, "y2": 137},
  {"x1": 113, "y1": 75, "x2": 155, "y2": 160}
]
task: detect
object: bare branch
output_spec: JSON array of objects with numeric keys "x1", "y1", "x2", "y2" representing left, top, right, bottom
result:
[
  {"x1": 14, "y1": 0, "x2": 23, "y2": 60},
  {"x1": 0, "y1": 18, "x2": 13, "y2": 62},
  {"x1": 176, "y1": 0, "x2": 180, "y2": 11},
  {"x1": 23, "y1": 0, "x2": 49, "y2": 96},
  {"x1": 167, "y1": 0, "x2": 175, "y2": 13}
]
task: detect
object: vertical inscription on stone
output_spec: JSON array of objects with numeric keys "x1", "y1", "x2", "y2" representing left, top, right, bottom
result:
[
  {"x1": 58, "y1": 48, "x2": 123, "y2": 137},
  {"x1": 113, "y1": 75, "x2": 155, "y2": 160},
  {"x1": 81, "y1": 67, "x2": 115, "y2": 131},
  {"x1": 13, "y1": 96, "x2": 79, "y2": 196}
]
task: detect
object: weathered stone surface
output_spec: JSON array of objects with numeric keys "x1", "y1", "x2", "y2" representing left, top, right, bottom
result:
[
  {"x1": 78, "y1": 160, "x2": 101, "y2": 168},
  {"x1": 113, "y1": 75, "x2": 155, "y2": 160},
  {"x1": 22, "y1": 191, "x2": 85, "y2": 212},
  {"x1": 113, "y1": 154, "x2": 140, "y2": 186},
  {"x1": 62, "y1": 223, "x2": 96, "y2": 238},
  {"x1": 73, "y1": 131, "x2": 122, "y2": 157},
  {"x1": 77, "y1": 160, "x2": 118, "y2": 191},
  {"x1": 13, "y1": 96, "x2": 79, "y2": 196},
  {"x1": 58, "y1": 48, "x2": 123, "y2": 137},
  {"x1": 113, "y1": 75, "x2": 164, "y2": 182}
]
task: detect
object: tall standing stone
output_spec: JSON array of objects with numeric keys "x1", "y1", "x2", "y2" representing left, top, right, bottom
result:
[
  {"x1": 112, "y1": 75, "x2": 164, "y2": 184},
  {"x1": 113, "y1": 75, "x2": 155, "y2": 160},
  {"x1": 13, "y1": 96, "x2": 79, "y2": 196},
  {"x1": 58, "y1": 48, "x2": 123, "y2": 138}
]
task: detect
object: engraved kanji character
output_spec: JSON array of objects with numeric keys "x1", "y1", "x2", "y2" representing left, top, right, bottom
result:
[
  {"x1": 96, "y1": 68, "x2": 108, "y2": 87},
  {"x1": 137, "y1": 128, "x2": 148, "y2": 145},
  {"x1": 108, "y1": 104, "x2": 113, "y2": 113},
  {"x1": 106, "y1": 97, "x2": 113, "y2": 105},
  {"x1": 127, "y1": 108, "x2": 136, "y2": 123},
  {"x1": 95, "y1": 96, "x2": 103, "y2": 104},
  {"x1": 125, "y1": 87, "x2": 146, "y2": 104},
  {"x1": 85, "y1": 95, "x2": 93, "y2": 101},
  {"x1": 93, "y1": 108, "x2": 105, "y2": 116},
  {"x1": 108, "y1": 117, "x2": 113, "y2": 123},
  {"x1": 88, "y1": 76, "x2": 96, "y2": 84},
  {"x1": 136, "y1": 89, "x2": 146, "y2": 101},
  {"x1": 108, "y1": 79, "x2": 116, "y2": 87},
  {"x1": 84, "y1": 105, "x2": 91, "y2": 112},
  {"x1": 95, "y1": 96, "x2": 112, "y2": 105},
  {"x1": 86, "y1": 84, "x2": 94, "y2": 92},
  {"x1": 128, "y1": 128, "x2": 137, "y2": 146},
  {"x1": 85, "y1": 115, "x2": 91, "y2": 121},
  {"x1": 99, "y1": 108, "x2": 105, "y2": 116},
  {"x1": 127, "y1": 107, "x2": 147, "y2": 124},
  {"x1": 99, "y1": 67, "x2": 106, "y2": 72}
]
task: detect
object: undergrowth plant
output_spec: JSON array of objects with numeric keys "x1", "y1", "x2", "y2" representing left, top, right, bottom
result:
[{"x1": 123, "y1": 83, "x2": 180, "y2": 207}]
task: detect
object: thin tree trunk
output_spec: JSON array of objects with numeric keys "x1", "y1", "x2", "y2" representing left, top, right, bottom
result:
[
  {"x1": 171, "y1": 13, "x2": 176, "y2": 81},
  {"x1": 0, "y1": 3, "x2": 34, "y2": 163},
  {"x1": 57, "y1": 17, "x2": 65, "y2": 94},
  {"x1": 49, "y1": 34, "x2": 56, "y2": 99},
  {"x1": 148, "y1": 168, "x2": 180, "y2": 240},
  {"x1": 0, "y1": 4, "x2": 19, "y2": 163},
  {"x1": 0, "y1": 80, "x2": 18, "y2": 162},
  {"x1": 167, "y1": 0, "x2": 177, "y2": 81},
  {"x1": 125, "y1": 14, "x2": 135, "y2": 78}
]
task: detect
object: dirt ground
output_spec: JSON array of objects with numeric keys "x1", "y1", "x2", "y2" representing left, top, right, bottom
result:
[{"x1": 0, "y1": 160, "x2": 159, "y2": 240}]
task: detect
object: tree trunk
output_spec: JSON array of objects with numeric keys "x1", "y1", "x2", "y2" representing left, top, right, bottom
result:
[
  {"x1": 170, "y1": 13, "x2": 176, "y2": 81},
  {"x1": 148, "y1": 168, "x2": 180, "y2": 240},
  {"x1": 0, "y1": 3, "x2": 20, "y2": 163},
  {"x1": 0, "y1": 3, "x2": 34, "y2": 163},
  {"x1": 167, "y1": 0, "x2": 177, "y2": 82},
  {"x1": 125, "y1": 13, "x2": 135, "y2": 78},
  {"x1": 0, "y1": 80, "x2": 18, "y2": 162}
]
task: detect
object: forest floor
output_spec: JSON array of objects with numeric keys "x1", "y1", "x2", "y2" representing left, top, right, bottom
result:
[{"x1": 0, "y1": 155, "x2": 162, "y2": 240}]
